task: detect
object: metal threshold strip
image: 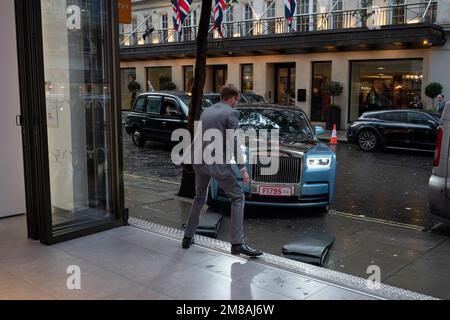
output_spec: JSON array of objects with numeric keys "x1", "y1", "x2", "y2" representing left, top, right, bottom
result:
[{"x1": 128, "y1": 217, "x2": 437, "y2": 300}]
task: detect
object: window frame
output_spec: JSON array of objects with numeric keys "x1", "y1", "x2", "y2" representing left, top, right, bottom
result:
[{"x1": 145, "y1": 95, "x2": 163, "y2": 114}]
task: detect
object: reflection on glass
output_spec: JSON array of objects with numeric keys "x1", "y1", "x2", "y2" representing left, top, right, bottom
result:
[
  {"x1": 350, "y1": 59, "x2": 423, "y2": 121},
  {"x1": 42, "y1": 0, "x2": 113, "y2": 236}
]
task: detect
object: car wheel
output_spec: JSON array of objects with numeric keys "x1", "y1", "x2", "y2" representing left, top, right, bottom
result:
[
  {"x1": 357, "y1": 129, "x2": 379, "y2": 152},
  {"x1": 132, "y1": 129, "x2": 145, "y2": 147}
]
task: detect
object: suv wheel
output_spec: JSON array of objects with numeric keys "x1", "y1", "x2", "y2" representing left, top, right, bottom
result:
[
  {"x1": 132, "y1": 129, "x2": 145, "y2": 147},
  {"x1": 357, "y1": 129, "x2": 379, "y2": 152}
]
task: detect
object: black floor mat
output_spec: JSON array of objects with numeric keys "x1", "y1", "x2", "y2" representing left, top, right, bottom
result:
[
  {"x1": 281, "y1": 232, "x2": 335, "y2": 267},
  {"x1": 183, "y1": 213, "x2": 223, "y2": 239}
]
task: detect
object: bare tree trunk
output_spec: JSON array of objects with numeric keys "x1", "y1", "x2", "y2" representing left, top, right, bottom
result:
[{"x1": 178, "y1": 0, "x2": 212, "y2": 198}]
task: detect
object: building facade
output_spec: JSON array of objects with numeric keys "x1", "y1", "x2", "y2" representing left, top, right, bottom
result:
[{"x1": 120, "y1": 0, "x2": 449, "y2": 129}]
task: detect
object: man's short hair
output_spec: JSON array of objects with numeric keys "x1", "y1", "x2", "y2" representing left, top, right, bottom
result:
[{"x1": 220, "y1": 84, "x2": 240, "y2": 101}]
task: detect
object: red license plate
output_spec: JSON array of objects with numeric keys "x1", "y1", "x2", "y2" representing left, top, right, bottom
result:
[{"x1": 257, "y1": 186, "x2": 294, "y2": 197}]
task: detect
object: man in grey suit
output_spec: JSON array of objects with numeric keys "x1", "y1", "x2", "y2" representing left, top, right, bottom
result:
[
  {"x1": 182, "y1": 84, "x2": 262, "y2": 257},
  {"x1": 437, "y1": 94, "x2": 447, "y2": 115}
]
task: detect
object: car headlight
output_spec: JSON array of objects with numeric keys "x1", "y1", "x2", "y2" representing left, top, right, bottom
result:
[{"x1": 307, "y1": 157, "x2": 332, "y2": 168}]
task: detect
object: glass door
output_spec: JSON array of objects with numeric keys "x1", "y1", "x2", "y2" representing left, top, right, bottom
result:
[
  {"x1": 311, "y1": 62, "x2": 332, "y2": 121},
  {"x1": 17, "y1": 0, "x2": 124, "y2": 244},
  {"x1": 213, "y1": 65, "x2": 228, "y2": 93},
  {"x1": 275, "y1": 64, "x2": 296, "y2": 106}
]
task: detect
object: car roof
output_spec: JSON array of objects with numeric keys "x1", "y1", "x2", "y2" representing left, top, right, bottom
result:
[
  {"x1": 139, "y1": 91, "x2": 188, "y2": 98},
  {"x1": 363, "y1": 109, "x2": 439, "y2": 117},
  {"x1": 236, "y1": 104, "x2": 306, "y2": 113}
]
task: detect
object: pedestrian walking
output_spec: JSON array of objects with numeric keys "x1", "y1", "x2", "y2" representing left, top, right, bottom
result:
[{"x1": 181, "y1": 84, "x2": 263, "y2": 257}]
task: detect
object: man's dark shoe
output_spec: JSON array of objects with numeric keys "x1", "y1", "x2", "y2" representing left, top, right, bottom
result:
[
  {"x1": 231, "y1": 243, "x2": 263, "y2": 257},
  {"x1": 182, "y1": 237, "x2": 194, "y2": 249}
]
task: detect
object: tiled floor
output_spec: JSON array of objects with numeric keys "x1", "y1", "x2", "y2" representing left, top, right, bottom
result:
[{"x1": 0, "y1": 215, "x2": 384, "y2": 300}]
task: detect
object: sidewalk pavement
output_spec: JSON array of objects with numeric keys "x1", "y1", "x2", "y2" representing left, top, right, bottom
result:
[{"x1": 124, "y1": 174, "x2": 450, "y2": 300}]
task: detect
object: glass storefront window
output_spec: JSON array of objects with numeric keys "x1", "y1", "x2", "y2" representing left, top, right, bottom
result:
[
  {"x1": 350, "y1": 59, "x2": 423, "y2": 121},
  {"x1": 42, "y1": 0, "x2": 114, "y2": 236},
  {"x1": 241, "y1": 64, "x2": 253, "y2": 92},
  {"x1": 311, "y1": 62, "x2": 332, "y2": 122},
  {"x1": 146, "y1": 67, "x2": 173, "y2": 91},
  {"x1": 183, "y1": 66, "x2": 194, "y2": 92},
  {"x1": 121, "y1": 68, "x2": 136, "y2": 110}
]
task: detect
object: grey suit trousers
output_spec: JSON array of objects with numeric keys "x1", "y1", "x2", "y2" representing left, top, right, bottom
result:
[{"x1": 183, "y1": 165, "x2": 245, "y2": 245}]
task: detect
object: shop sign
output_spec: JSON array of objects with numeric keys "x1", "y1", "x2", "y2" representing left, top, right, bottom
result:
[{"x1": 118, "y1": 0, "x2": 132, "y2": 24}]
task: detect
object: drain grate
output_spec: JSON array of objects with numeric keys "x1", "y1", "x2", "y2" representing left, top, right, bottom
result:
[{"x1": 128, "y1": 217, "x2": 437, "y2": 300}]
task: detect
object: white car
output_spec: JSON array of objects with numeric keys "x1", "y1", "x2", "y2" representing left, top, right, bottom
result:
[{"x1": 428, "y1": 102, "x2": 450, "y2": 220}]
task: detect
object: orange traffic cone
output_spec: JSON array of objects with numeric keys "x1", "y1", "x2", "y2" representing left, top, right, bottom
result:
[{"x1": 330, "y1": 124, "x2": 338, "y2": 145}]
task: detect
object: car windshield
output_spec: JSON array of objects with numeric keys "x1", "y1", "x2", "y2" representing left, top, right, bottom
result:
[{"x1": 238, "y1": 109, "x2": 314, "y2": 138}]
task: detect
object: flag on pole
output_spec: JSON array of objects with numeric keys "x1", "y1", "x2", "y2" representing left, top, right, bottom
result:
[
  {"x1": 178, "y1": 0, "x2": 193, "y2": 35},
  {"x1": 172, "y1": 0, "x2": 193, "y2": 35},
  {"x1": 213, "y1": 0, "x2": 227, "y2": 37},
  {"x1": 284, "y1": 0, "x2": 297, "y2": 30},
  {"x1": 171, "y1": 0, "x2": 179, "y2": 32}
]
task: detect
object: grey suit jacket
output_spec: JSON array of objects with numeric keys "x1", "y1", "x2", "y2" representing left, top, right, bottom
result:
[
  {"x1": 437, "y1": 100, "x2": 447, "y2": 115},
  {"x1": 192, "y1": 102, "x2": 245, "y2": 178}
]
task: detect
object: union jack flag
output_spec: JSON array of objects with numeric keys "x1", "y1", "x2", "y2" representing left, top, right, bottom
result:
[
  {"x1": 172, "y1": 0, "x2": 193, "y2": 35},
  {"x1": 284, "y1": 0, "x2": 297, "y2": 30},
  {"x1": 171, "y1": 0, "x2": 179, "y2": 32},
  {"x1": 213, "y1": 0, "x2": 227, "y2": 37}
]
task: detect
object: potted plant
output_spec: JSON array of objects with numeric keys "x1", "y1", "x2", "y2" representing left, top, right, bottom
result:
[
  {"x1": 159, "y1": 77, "x2": 177, "y2": 90},
  {"x1": 325, "y1": 81, "x2": 344, "y2": 130},
  {"x1": 425, "y1": 82, "x2": 443, "y2": 108},
  {"x1": 127, "y1": 79, "x2": 141, "y2": 107}
]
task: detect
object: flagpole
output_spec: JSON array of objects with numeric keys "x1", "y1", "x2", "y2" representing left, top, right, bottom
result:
[
  {"x1": 245, "y1": 0, "x2": 275, "y2": 36},
  {"x1": 120, "y1": 12, "x2": 156, "y2": 46},
  {"x1": 322, "y1": 0, "x2": 340, "y2": 30}
]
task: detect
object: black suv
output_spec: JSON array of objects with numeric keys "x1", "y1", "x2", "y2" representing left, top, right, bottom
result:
[
  {"x1": 125, "y1": 91, "x2": 212, "y2": 147},
  {"x1": 347, "y1": 109, "x2": 440, "y2": 152}
]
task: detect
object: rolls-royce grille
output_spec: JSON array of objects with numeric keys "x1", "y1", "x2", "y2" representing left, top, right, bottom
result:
[{"x1": 251, "y1": 156, "x2": 302, "y2": 184}]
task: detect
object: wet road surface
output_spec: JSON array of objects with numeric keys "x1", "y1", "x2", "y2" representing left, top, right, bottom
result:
[{"x1": 123, "y1": 127, "x2": 437, "y2": 227}]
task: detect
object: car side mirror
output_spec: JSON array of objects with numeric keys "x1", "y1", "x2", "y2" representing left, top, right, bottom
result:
[{"x1": 315, "y1": 126, "x2": 325, "y2": 136}]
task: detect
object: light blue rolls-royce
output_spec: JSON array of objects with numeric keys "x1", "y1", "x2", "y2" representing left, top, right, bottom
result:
[{"x1": 207, "y1": 104, "x2": 337, "y2": 212}]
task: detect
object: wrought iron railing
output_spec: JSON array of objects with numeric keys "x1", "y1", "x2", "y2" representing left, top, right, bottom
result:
[{"x1": 120, "y1": 2, "x2": 437, "y2": 47}]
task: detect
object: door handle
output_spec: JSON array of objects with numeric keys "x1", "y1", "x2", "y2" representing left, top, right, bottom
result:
[
  {"x1": 142, "y1": 119, "x2": 146, "y2": 124},
  {"x1": 16, "y1": 115, "x2": 23, "y2": 127},
  {"x1": 162, "y1": 121, "x2": 167, "y2": 126}
]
